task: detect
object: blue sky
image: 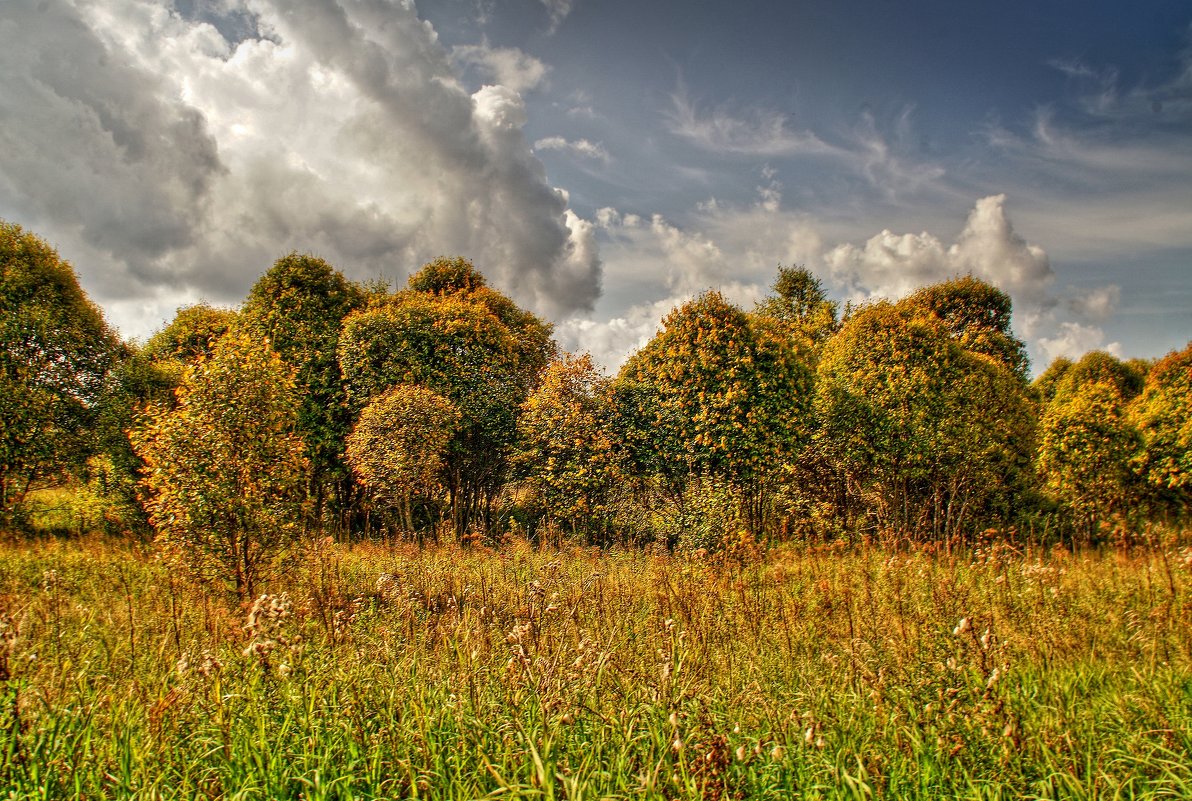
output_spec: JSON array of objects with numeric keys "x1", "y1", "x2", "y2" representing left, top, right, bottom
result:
[{"x1": 1, "y1": 0, "x2": 1189, "y2": 372}]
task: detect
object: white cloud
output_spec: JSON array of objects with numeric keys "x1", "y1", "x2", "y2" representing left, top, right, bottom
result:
[
  {"x1": 534, "y1": 136, "x2": 610, "y2": 162},
  {"x1": 1038, "y1": 322, "x2": 1122, "y2": 364},
  {"x1": 665, "y1": 89, "x2": 839, "y2": 157},
  {"x1": 539, "y1": 0, "x2": 572, "y2": 34},
  {"x1": 0, "y1": 0, "x2": 601, "y2": 339},
  {"x1": 452, "y1": 42, "x2": 549, "y2": 93}
]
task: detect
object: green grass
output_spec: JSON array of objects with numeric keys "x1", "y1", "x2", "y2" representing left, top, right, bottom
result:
[{"x1": 1, "y1": 535, "x2": 1189, "y2": 799}]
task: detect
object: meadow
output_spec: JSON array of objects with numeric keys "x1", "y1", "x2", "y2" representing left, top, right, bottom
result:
[{"x1": 1, "y1": 533, "x2": 1190, "y2": 800}]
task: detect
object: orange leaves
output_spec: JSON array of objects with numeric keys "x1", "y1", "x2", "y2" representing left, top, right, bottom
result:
[{"x1": 130, "y1": 332, "x2": 308, "y2": 598}]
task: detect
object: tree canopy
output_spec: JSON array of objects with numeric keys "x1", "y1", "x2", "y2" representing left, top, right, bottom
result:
[
  {"x1": 0, "y1": 222, "x2": 122, "y2": 519},
  {"x1": 130, "y1": 332, "x2": 309, "y2": 598}
]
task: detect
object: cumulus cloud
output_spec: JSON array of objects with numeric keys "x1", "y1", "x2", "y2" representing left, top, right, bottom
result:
[
  {"x1": 534, "y1": 136, "x2": 610, "y2": 162},
  {"x1": 452, "y1": 42, "x2": 549, "y2": 93},
  {"x1": 561, "y1": 192, "x2": 1122, "y2": 373},
  {"x1": 1038, "y1": 322, "x2": 1122, "y2": 364},
  {"x1": 0, "y1": 0, "x2": 600, "y2": 338}
]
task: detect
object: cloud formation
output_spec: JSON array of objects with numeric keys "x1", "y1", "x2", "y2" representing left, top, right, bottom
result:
[
  {"x1": 534, "y1": 136, "x2": 610, "y2": 162},
  {"x1": 452, "y1": 42, "x2": 549, "y2": 93},
  {"x1": 665, "y1": 89, "x2": 838, "y2": 158},
  {"x1": 558, "y1": 193, "x2": 1122, "y2": 371},
  {"x1": 0, "y1": 0, "x2": 600, "y2": 337}
]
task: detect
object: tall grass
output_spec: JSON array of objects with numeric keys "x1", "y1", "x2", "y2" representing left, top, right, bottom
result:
[{"x1": 1, "y1": 534, "x2": 1189, "y2": 799}]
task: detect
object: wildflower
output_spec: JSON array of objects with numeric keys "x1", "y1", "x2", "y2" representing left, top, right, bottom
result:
[
  {"x1": 735, "y1": 744, "x2": 749, "y2": 761},
  {"x1": 770, "y1": 745, "x2": 785, "y2": 760},
  {"x1": 953, "y1": 617, "x2": 970, "y2": 636}
]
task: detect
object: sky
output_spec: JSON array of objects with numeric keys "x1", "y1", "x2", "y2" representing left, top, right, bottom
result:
[{"x1": 2, "y1": 0, "x2": 1190, "y2": 374}]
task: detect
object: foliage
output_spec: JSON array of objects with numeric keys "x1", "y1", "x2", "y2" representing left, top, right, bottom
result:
[
  {"x1": 142, "y1": 303, "x2": 237, "y2": 365},
  {"x1": 815, "y1": 302, "x2": 1036, "y2": 538},
  {"x1": 345, "y1": 384, "x2": 461, "y2": 535},
  {"x1": 1052, "y1": 350, "x2": 1146, "y2": 403},
  {"x1": 339, "y1": 261, "x2": 552, "y2": 537},
  {"x1": 899, "y1": 276, "x2": 1030, "y2": 378},
  {"x1": 130, "y1": 332, "x2": 309, "y2": 599},
  {"x1": 1038, "y1": 380, "x2": 1140, "y2": 537},
  {"x1": 0, "y1": 221, "x2": 122, "y2": 522},
  {"x1": 754, "y1": 264, "x2": 839, "y2": 354},
  {"x1": 1130, "y1": 342, "x2": 1192, "y2": 513},
  {"x1": 240, "y1": 253, "x2": 365, "y2": 525},
  {"x1": 618, "y1": 292, "x2": 814, "y2": 537},
  {"x1": 1032, "y1": 356, "x2": 1073, "y2": 405},
  {"x1": 515, "y1": 353, "x2": 623, "y2": 538}
]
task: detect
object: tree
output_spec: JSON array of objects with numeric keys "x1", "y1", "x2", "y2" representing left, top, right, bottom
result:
[
  {"x1": 1032, "y1": 357, "x2": 1074, "y2": 405},
  {"x1": 130, "y1": 333, "x2": 308, "y2": 599},
  {"x1": 1038, "y1": 380, "x2": 1140, "y2": 538},
  {"x1": 142, "y1": 303, "x2": 237, "y2": 364},
  {"x1": 1, "y1": 221, "x2": 121, "y2": 522},
  {"x1": 1050, "y1": 350, "x2": 1145, "y2": 403},
  {"x1": 815, "y1": 301, "x2": 1035, "y2": 539},
  {"x1": 900, "y1": 276, "x2": 1029, "y2": 379},
  {"x1": 515, "y1": 353, "x2": 623, "y2": 539},
  {"x1": 240, "y1": 253, "x2": 365, "y2": 528},
  {"x1": 616, "y1": 291, "x2": 814, "y2": 536},
  {"x1": 345, "y1": 385, "x2": 460, "y2": 537},
  {"x1": 755, "y1": 264, "x2": 839, "y2": 356},
  {"x1": 1129, "y1": 342, "x2": 1192, "y2": 516},
  {"x1": 338, "y1": 259, "x2": 552, "y2": 537}
]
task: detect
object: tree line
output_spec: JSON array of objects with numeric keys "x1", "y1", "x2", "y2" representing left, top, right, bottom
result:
[{"x1": 2, "y1": 220, "x2": 1189, "y2": 594}]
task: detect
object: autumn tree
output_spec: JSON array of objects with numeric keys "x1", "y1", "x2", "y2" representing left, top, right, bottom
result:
[
  {"x1": 900, "y1": 276, "x2": 1029, "y2": 378},
  {"x1": 240, "y1": 254, "x2": 365, "y2": 528},
  {"x1": 345, "y1": 385, "x2": 460, "y2": 537},
  {"x1": 131, "y1": 333, "x2": 308, "y2": 599},
  {"x1": 815, "y1": 301, "x2": 1035, "y2": 539},
  {"x1": 616, "y1": 291, "x2": 814, "y2": 537},
  {"x1": 1129, "y1": 343, "x2": 1192, "y2": 518},
  {"x1": 1035, "y1": 351, "x2": 1145, "y2": 538},
  {"x1": 755, "y1": 264, "x2": 840, "y2": 357},
  {"x1": 142, "y1": 303, "x2": 237, "y2": 375},
  {"x1": 515, "y1": 353, "x2": 623, "y2": 540},
  {"x1": 338, "y1": 258, "x2": 552, "y2": 537},
  {"x1": 1, "y1": 221, "x2": 122, "y2": 523}
]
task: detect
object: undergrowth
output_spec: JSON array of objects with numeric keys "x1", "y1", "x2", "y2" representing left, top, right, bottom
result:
[{"x1": 0, "y1": 534, "x2": 1189, "y2": 799}]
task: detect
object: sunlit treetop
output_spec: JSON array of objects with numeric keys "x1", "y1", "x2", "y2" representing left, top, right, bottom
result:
[
  {"x1": 143, "y1": 303, "x2": 236, "y2": 365},
  {"x1": 1052, "y1": 350, "x2": 1146, "y2": 403},
  {"x1": 898, "y1": 275, "x2": 1029, "y2": 379}
]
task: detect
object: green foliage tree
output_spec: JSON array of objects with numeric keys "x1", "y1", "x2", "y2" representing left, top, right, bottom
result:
[
  {"x1": 815, "y1": 302, "x2": 1036, "y2": 539},
  {"x1": 515, "y1": 353, "x2": 623, "y2": 540},
  {"x1": 345, "y1": 384, "x2": 460, "y2": 537},
  {"x1": 130, "y1": 333, "x2": 308, "y2": 599},
  {"x1": 1032, "y1": 357, "x2": 1074, "y2": 405},
  {"x1": 142, "y1": 303, "x2": 236, "y2": 366},
  {"x1": 900, "y1": 276, "x2": 1029, "y2": 378},
  {"x1": 1038, "y1": 380, "x2": 1140, "y2": 538},
  {"x1": 338, "y1": 259, "x2": 552, "y2": 537},
  {"x1": 1051, "y1": 350, "x2": 1146, "y2": 403},
  {"x1": 616, "y1": 291, "x2": 814, "y2": 537},
  {"x1": 1129, "y1": 342, "x2": 1192, "y2": 516},
  {"x1": 755, "y1": 264, "x2": 840, "y2": 356},
  {"x1": 1, "y1": 221, "x2": 122, "y2": 522},
  {"x1": 240, "y1": 253, "x2": 365, "y2": 528}
]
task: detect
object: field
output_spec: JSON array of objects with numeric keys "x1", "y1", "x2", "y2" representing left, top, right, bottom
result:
[{"x1": 1, "y1": 534, "x2": 1190, "y2": 800}]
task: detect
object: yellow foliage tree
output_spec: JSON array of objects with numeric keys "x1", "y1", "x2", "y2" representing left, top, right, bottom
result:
[
  {"x1": 131, "y1": 333, "x2": 308, "y2": 599},
  {"x1": 345, "y1": 384, "x2": 461, "y2": 537}
]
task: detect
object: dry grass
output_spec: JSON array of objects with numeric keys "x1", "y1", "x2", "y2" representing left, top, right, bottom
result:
[{"x1": 1, "y1": 533, "x2": 1190, "y2": 799}]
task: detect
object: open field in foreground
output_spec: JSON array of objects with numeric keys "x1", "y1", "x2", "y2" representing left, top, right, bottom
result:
[{"x1": 1, "y1": 535, "x2": 1190, "y2": 800}]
